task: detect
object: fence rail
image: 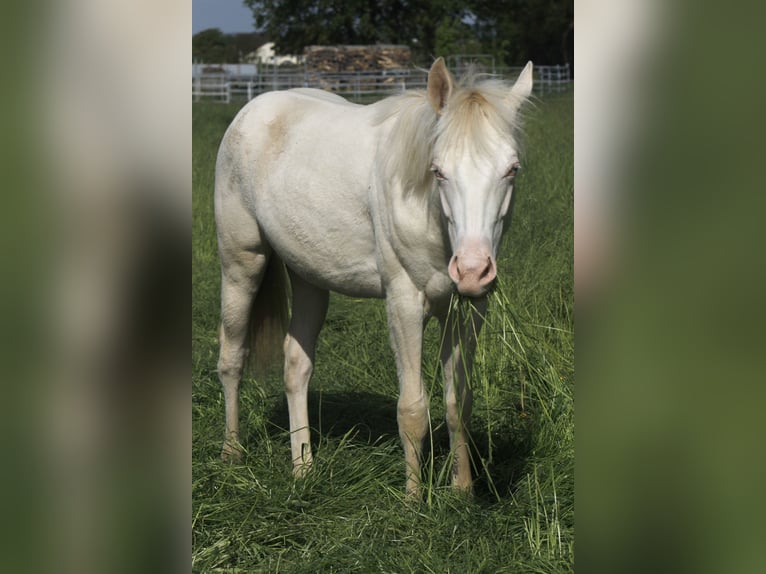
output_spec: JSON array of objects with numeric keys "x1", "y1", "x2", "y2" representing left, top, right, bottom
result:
[
  {"x1": 192, "y1": 63, "x2": 570, "y2": 103},
  {"x1": 192, "y1": 73, "x2": 231, "y2": 103}
]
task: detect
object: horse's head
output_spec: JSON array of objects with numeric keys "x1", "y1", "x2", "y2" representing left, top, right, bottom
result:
[{"x1": 427, "y1": 58, "x2": 533, "y2": 297}]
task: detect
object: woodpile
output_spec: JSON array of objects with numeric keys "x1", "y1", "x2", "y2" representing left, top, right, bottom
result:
[
  {"x1": 201, "y1": 65, "x2": 226, "y2": 75},
  {"x1": 304, "y1": 45, "x2": 411, "y2": 72}
]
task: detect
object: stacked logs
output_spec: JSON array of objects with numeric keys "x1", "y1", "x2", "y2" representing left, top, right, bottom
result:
[{"x1": 304, "y1": 45, "x2": 411, "y2": 72}]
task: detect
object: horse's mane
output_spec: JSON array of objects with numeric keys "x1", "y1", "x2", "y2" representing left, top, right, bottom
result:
[{"x1": 374, "y1": 71, "x2": 529, "y2": 196}]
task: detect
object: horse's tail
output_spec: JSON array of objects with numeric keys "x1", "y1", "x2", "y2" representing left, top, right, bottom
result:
[{"x1": 249, "y1": 253, "x2": 290, "y2": 375}]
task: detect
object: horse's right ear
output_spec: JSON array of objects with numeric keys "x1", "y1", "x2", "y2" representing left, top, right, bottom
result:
[
  {"x1": 509, "y1": 61, "x2": 534, "y2": 102},
  {"x1": 427, "y1": 57, "x2": 453, "y2": 114}
]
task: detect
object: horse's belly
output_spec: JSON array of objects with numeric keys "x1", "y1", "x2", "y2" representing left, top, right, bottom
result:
[
  {"x1": 289, "y1": 254, "x2": 384, "y2": 298},
  {"x1": 257, "y1": 203, "x2": 384, "y2": 298}
]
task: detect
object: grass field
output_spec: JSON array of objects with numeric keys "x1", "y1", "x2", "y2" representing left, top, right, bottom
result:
[{"x1": 193, "y1": 88, "x2": 573, "y2": 572}]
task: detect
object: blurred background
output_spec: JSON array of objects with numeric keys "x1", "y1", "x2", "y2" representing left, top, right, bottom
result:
[
  {"x1": 0, "y1": 0, "x2": 764, "y2": 572},
  {"x1": 192, "y1": 0, "x2": 573, "y2": 65},
  {"x1": 191, "y1": 0, "x2": 573, "y2": 103}
]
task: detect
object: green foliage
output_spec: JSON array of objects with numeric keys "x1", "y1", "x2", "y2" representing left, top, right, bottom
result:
[
  {"x1": 192, "y1": 87, "x2": 573, "y2": 571},
  {"x1": 434, "y1": 18, "x2": 483, "y2": 57},
  {"x1": 193, "y1": 28, "x2": 239, "y2": 63},
  {"x1": 244, "y1": 0, "x2": 447, "y2": 60},
  {"x1": 471, "y1": 0, "x2": 574, "y2": 65},
  {"x1": 230, "y1": 31, "x2": 271, "y2": 58},
  {"x1": 193, "y1": 28, "x2": 270, "y2": 63},
  {"x1": 244, "y1": 0, "x2": 573, "y2": 66}
]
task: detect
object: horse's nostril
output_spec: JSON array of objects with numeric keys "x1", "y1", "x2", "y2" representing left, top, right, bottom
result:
[
  {"x1": 480, "y1": 258, "x2": 497, "y2": 286},
  {"x1": 449, "y1": 251, "x2": 496, "y2": 291},
  {"x1": 480, "y1": 259, "x2": 491, "y2": 279},
  {"x1": 448, "y1": 254, "x2": 461, "y2": 283}
]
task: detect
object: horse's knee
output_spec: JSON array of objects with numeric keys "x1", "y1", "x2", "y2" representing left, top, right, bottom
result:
[
  {"x1": 397, "y1": 395, "x2": 428, "y2": 439},
  {"x1": 444, "y1": 390, "x2": 472, "y2": 432},
  {"x1": 218, "y1": 327, "x2": 248, "y2": 378},
  {"x1": 218, "y1": 352, "x2": 245, "y2": 382},
  {"x1": 398, "y1": 395, "x2": 427, "y2": 419},
  {"x1": 445, "y1": 399, "x2": 461, "y2": 432}
]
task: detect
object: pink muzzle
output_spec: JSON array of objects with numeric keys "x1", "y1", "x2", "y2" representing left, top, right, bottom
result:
[{"x1": 448, "y1": 241, "x2": 497, "y2": 297}]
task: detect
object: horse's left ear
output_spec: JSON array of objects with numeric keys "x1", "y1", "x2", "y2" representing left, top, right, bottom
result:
[
  {"x1": 509, "y1": 61, "x2": 534, "y2": 102},
  {"x1": 427, "y1": 57, "x2": 454, "y2": 114}
]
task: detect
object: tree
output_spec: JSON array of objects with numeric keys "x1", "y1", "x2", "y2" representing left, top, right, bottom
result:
[
  {"x1": 244, "y1": 0, "x2": 573, "y2": 66},
  {"x1": 192, "y1": 28, "x2": 239, "y2": 63},
  {"x1": 244, "y1": 0, "x2": 458, "y2": 61},
  {"x1": 471, "y1": 0, "x2": 573, "y2": 65},
  {"x1": 434, "y1": 18, "x2": 483, "y2": 58},
  {"x1": 229, "y1": 32, "x2": 271, "y2": 61}
]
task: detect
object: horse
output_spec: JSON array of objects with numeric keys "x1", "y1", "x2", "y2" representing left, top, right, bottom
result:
[{"x1": 215, "y1": 58, "x2": 534, "y2": 497}]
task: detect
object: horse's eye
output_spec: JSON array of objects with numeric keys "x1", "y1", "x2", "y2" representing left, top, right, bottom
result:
[
  {"x1": 430, "y1": 164, "x2": 447, "y2": 181},
  {"x1": 505, "y1": 163, "x2": 521, "y2": 179}
]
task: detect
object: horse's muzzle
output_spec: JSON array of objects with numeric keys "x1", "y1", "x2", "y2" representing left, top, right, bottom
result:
[{"x1": 448, "y1": 242, "x2": 497, "y2": 297}]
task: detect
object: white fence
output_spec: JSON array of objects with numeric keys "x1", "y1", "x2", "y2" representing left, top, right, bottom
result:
[
  {"x1": 192, "y1": 63, "x2": 570, "y2": 103},
  {"x1": 537, "y1": 63, "x2": 571, "y2": 92},
  {"x1": 192, "y1": 73, "x2": 231, "y2": 103}
]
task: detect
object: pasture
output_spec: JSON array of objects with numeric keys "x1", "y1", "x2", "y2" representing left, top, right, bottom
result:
[{"x1": 193, "y1": 87, "x2": 573, "y2": 572}]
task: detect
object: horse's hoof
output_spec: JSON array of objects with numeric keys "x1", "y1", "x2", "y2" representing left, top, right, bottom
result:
[
  {"x1": 292, "y1": 461, "x2": 313, "y2": 479},
  {"x1": 221, "y1": 443, "x2": 243, "y2": 462},
  {"x1": 404, "y1": 484, "x2": 422, "y2": 503}
]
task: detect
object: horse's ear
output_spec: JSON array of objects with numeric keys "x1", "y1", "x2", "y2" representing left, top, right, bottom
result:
[
  {"x1": 509, "y1": 61, "x2": 534, "y2": 102},
  {"x1": 427, "y1": 57, "x2": 454, "y2": 114}
]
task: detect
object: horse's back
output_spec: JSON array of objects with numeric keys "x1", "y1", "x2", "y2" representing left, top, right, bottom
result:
[
  {"x1": 219, "y1": 88, "x2": 373, "y2": 174},
  {"x1": 287, "y1": 87, "x2": 361, "y2": 107},
  {"x1": 216, "y1": 89, "x2": 384, "y2": 298}
]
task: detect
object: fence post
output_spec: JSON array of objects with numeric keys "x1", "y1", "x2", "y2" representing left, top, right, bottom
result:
[{"x1": 355, "y1": 72, "x2": 360, "y2": 100}]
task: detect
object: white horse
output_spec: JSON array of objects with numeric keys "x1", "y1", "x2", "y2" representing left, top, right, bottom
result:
[{"x1": 215, "y1": 58, "x2": 533, "y2": 497}]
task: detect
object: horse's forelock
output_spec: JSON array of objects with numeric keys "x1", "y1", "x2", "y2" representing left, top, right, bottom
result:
[
  {"x1": 435, "y1": 79, "x2": 526, "y2": 164},
  {"x1": 378, "y1": 74, "x2": 528, "y2": 196}
]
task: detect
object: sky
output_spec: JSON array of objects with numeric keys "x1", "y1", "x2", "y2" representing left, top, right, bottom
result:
[{"x1": 193, "y1": 0, "x2": 256, "y2": 35}]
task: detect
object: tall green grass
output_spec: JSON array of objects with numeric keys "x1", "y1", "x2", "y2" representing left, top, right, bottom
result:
[{"x1": 193, "y1": 89, "x2": 573, "y2": 572}]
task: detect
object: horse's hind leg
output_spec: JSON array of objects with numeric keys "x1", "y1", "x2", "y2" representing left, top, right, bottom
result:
[
  {"x1": 283, "y1": 271, "x2": 329, "y2": 477},
  {"x1": 217, "y1": 247, "x2": 269, "y2": 461}
]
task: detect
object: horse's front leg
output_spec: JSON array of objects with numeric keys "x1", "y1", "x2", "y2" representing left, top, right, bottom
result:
[
  {"x1": 385, "y1": 279, "x2": 428, "y2": 499},
  {"x1": 439, "y1": 297, "x2": 487, "y2": 493}
]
